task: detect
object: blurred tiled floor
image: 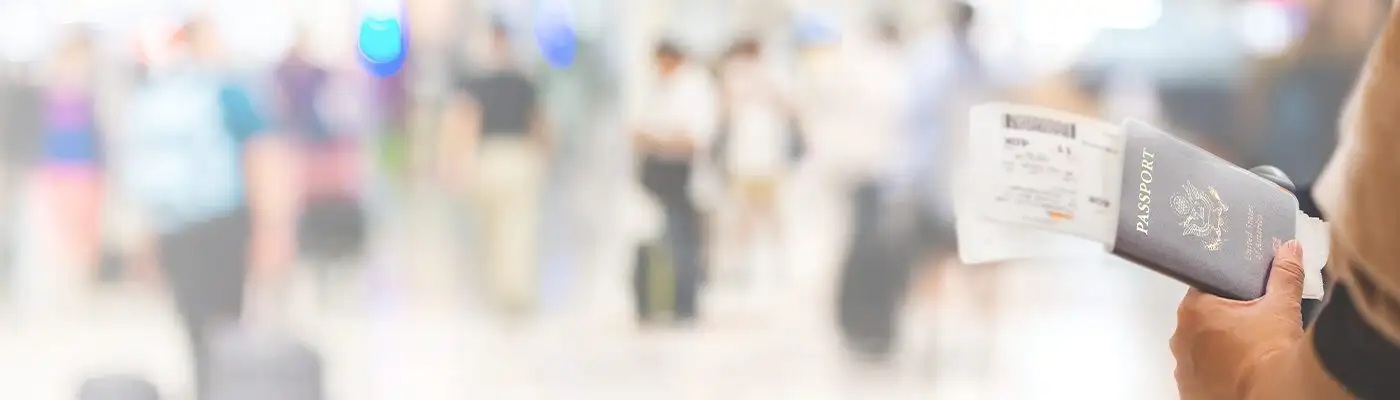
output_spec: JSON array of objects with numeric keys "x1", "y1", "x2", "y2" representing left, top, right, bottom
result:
[{"x1": 0, "y1": 168, "x2": 1187, "y2": 399}]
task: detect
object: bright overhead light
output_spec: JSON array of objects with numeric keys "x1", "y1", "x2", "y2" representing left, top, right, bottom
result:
[
  {"x1": 358, "y1": 0, "x2": 407, "y2": 77},
  {"x1": 972, "y1": 0, "x2": 1101, "y2": 82},
  {"x1": 1093, "y1": 0, "x2": 1163, "y2": 30},
  {"x1": 0, "y1": 4, "x2": 55, "y2": 63},
  {"x1": 535, "y1": 0, "x2": 577, "y2": 68},
  {"x1": 1237, "y1": 1, "x2": 1296, "y2": 56}
]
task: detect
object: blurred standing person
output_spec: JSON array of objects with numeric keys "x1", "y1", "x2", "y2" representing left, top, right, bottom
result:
[
  {"x1": 629, "y1": 41, "x2": 719, "y2": 324},
  {"x1": 274, "y1": 32, "x2": 330, "y2": 144},
  {"x1": 712, "y1": 36, "x2": 798, "y2": 288},
  {"x1": 441, "y1": 20, "x2": 548, "y2": 314},
  {"x1": 37, "y1": 32, "x2": 105, "y2": 287},
  {"x1": 277, "y1": 33, "x2": 368, "y2": 266},
  {"x1": 903, "y1": 0, "x2": 992, "y2": 316},
  {"x1": 802, "y1": 19, "x2": 912, "y2": 359},
  {"x1": 903, "y1": 2, "x2": 985, "y2": 231},
  {"x1": 114, "y1": 19, "x2": 290, "y2": 398}
]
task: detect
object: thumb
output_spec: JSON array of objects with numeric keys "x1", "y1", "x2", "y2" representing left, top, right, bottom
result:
[{"x1": 1265, "y1": 240, "x2": 1306, "y2": 303}]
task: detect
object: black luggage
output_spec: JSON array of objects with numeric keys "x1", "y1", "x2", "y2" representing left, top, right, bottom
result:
[
  {"x1": 297, "y1": 138, "x2": 366, "y2": 263},
  {"x1": 298, "y1": 197, "x2": 367, "y2": 263},
  {"x1": 206, "y1": 327, "x2": 324, "y2": 400},
  {"x1": 835, "y1": 181, "x2": 921, "y2": 359},
  {"x1": 78, "y1": 374, "x2": 161, "y2": 400}
]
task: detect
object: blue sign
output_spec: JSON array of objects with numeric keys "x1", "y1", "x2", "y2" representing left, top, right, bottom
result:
[
  {"x1": 534, "y1": 0, "x2": 576, "y2": 68},
  {"x1": 359, "y1": 15, "x2": 407, "y2": 76}
]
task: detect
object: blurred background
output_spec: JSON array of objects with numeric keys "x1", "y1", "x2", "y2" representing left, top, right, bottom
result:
[{"x1": 0, "y1": 0, "x2": 1387, "y2": 398}]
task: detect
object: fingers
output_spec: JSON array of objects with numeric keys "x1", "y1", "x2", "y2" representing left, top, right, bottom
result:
[{"x1": 1266, "y1": 240, "x2": 1306, "y2": 304}]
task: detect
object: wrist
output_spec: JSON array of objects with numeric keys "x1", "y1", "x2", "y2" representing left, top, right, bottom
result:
[{"x1": 1243, "y1": 341, "x2": 1308, "y2": 400}]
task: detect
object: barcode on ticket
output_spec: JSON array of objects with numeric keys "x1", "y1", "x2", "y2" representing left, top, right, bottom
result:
[{"x1": 1005, "y1": 114, "x2": 1077, "y2": 139}]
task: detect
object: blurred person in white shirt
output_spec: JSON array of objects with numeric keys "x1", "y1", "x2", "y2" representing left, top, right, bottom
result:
[
  {"x1": 712, "y1": 36, "x2": 799, "y2": 286},
  {"x1": 630, "y1": 40, "x2": 719, "y2": 323}
]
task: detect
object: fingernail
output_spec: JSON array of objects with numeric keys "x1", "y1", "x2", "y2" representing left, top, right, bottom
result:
[{"x1": 1286, "y1": 240, "x2": 1302, "y2": 257}]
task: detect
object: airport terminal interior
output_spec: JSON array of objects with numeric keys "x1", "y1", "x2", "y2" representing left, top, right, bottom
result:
[{"x1": 0, "y1": 0, "x2": 1380, "y2": 398}]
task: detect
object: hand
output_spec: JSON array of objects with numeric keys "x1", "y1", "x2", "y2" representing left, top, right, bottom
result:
[{"x1": 1172, "y1": 240, "x2": 1306, "y2": 399}]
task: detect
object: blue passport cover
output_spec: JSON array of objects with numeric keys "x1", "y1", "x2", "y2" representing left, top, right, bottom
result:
[{"x1": 1113, "y1": 121, "x2": 1297, "y2": 300}]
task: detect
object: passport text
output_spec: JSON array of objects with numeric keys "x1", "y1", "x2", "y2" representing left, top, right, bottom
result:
[{"x1": 1136, "y1": 148, "x2": 1156, "y2": 235}]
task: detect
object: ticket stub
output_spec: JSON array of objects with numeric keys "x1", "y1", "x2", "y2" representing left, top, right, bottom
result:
[
  {"x1": 1297, "y1": 210, "x2": 1328, "y2": 299},
  {"x1": 968, "y1": 103, "x2": 1127, "y2": 246}
]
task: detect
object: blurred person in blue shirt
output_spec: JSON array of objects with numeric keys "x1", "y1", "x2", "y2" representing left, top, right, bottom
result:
[
  {"x1": 906, "y1": 3, "x2": 988, "y2": 201},
  {"x1": 114, "y1": 18, "x2": 291, "y2": 399}
]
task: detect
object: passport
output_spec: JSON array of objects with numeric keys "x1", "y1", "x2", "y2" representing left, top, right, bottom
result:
[
  {"x1": 1112, "y1": 121, "x2": 1298, "y2": 301},
  {"x1": 957, "y1": 104, "x2": 1325, "y2": 300}
]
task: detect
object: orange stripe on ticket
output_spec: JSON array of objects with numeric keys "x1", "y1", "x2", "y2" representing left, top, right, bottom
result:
[{"x1": 1049, "y1": 211, "x2": 1073, "y2": 220}]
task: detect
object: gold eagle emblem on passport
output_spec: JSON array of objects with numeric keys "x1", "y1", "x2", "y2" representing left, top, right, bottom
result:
[{"x1": 1170, "y1": 181, "x2": 1228, "y2": 251}]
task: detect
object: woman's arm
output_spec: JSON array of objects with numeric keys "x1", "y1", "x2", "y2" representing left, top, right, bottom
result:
[
  {"x1": 1322, "y1": 0, "x2": 1400, "y2": 345},
  {"x1": 1248, "y1": 331, "x2": 1352, "y2": 399}
]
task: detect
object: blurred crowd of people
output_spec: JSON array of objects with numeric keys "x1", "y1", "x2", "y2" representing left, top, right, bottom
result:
[{"x1": 0, "y1": 15, "x2": 400, "y2": 397}]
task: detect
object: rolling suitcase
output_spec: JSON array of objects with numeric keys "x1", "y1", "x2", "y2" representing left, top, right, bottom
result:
[
  {"x1": 206, "y1": 327, "x2": 324, "y2": 400},
  {"x1": 633, "y1": 238, "x2": 676, "y2": 322},
  {"x1": 78, "y1": 374, "x2": 161, "y2": 400},
  {"x1": 632, "y1": 235, "x2": 700, "y2": 324}
]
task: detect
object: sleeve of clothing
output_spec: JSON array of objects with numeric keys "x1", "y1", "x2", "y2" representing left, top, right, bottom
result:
[
  {"x1": 1311, "y1": 280, "x2": 1400, "y2": 398},
  {"x1": 219, "y1": 84, "x2": 268, "y2": 143}
]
